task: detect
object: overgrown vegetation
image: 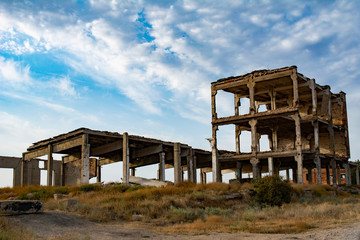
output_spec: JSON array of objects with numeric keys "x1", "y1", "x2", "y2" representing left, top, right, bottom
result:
[
  {"x1": 1, "y1": 177, "x2": 360, "y2": 235},
  {"x1": 0, "y1": 217, "x2": 36, "y2": 240}
]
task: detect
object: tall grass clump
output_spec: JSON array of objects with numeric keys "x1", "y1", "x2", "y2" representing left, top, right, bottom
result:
[
  {"x1": 0, "y1": 217, "x2": 36, "y2": 240},
  {"x1": 253, "y1": 176, "x2": 292, "y2": 206}
]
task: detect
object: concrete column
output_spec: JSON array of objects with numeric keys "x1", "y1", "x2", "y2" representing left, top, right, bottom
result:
[
  {"x1": 122, "y1": 132, "x2": 129, "y2": 184},
  {"x1": 337, "y1": 164, "x2": 342, "y2": 185},
  {"x1": 356, "y1": 165, "x2": 359, "y2": 185},
  {"x1": 249, "y1": 119, "x2": 258, "y2": 153},
  {"x1": 47, "y1": 144, "x2": 53, "y2": 186},
  {"x1": 97, "y1": 160, "x2": 101, "y2": 183},
  {"x1": 130, "y1": 168, "x2": 135, "y2": 177},
  {"x1": 269, "y1": 87, "x2": 277, "y2": 110},
  {"x1": 291, "y1": 70, "x2": 299, "y2": 107},
  {"x1": 326, "y1": 165, "x2": 331, "y2": 185},
  {"x1": 271, "y1": 127, "x2": 278, "y2": 151},
  {"x1": 60, "y1": 157, "x2": 65, "y2": 186},
  {"x1": 192, "y1": 155, "x2": 197, "y2": 183},
  {"x1": 308, "y1": 168, "x2": 313, "y2": 184},
  {"x1": 292, "y1": 165, "x2": 297, "y2": 183},
  {"x1": 81, "y1": 134, "x2": 90, "y2": 184},
  {"x1": 235, "y1": 126, "x2": 241, "y2": 154},
  {"x1": 294, "y1": 114, "x2": 303, "y2": 183},
  {"x1": 330, "y1": 159, "x2": 337, "y2": 187},
  {"x1": 344, "y1": 163, "x2": 350, "y2": 186},
  {"x1": 159, "y1": 152, "x2": 165, "y2": 182},
  {"x1": 314, "y1": 156, "x2": 322, "y2": 184},
  {"x1": 286, "y1": 167, "x2": 290, "y2": 181},
  {"x1": 251, "y1": 158, "x2": 259, "y2": 179},
  {"x1": 236, "y1": 161, "x2": 242, "y2": 181},
  {"x1": 20, "y1": 153, "x2": 25, "y2": 187},
  {"x1": 187, "y1": 148, "x2": 195, "y2": 183},
  {"x1": 174, "y1": 142, "x2": 181, "y2": 184},
  {"x1": 208, "y1": 137, "x2": 221, "y2": 183},
  {"x1": 200, "y1": 169, "x2": 207, "y2": 184},
  {"x1": 268, "y1": 157, "x2": 274, "y2": 176},
  {"x1": 247, "y1": 80, "x2": 256, "y2": 114}
]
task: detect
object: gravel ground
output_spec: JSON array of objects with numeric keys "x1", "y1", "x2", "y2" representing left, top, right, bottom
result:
[{"x1": 7, "y1": 211, "x2": 360, "y2": 240}]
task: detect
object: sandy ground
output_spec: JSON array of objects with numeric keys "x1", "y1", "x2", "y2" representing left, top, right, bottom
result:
[{"x1": 6, "y1": 211, "x2": 360, "y2": 240}]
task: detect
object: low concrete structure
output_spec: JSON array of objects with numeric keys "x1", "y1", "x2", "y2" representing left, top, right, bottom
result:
[{"x1": 0, "y1": 200, "x2": 43, "y2": 215}]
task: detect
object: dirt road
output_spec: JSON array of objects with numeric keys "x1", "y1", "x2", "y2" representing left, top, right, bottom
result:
[{"x1": 7, "y1": 211, "x2": 360, "y2": 240}]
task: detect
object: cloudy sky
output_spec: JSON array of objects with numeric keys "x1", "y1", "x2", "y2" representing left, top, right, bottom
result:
[{"x1": 0, "y1": 0, "x2": 359, "y2": 187}]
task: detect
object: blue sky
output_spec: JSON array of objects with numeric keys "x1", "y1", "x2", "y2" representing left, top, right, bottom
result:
[{"x1": 0, "y1": 0, "x2": 359, "y2": 187}]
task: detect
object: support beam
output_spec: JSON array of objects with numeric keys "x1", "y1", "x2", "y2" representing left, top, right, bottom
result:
[
  {"x1": 187, "y1": 148, "x2": 195, "y2": 183},
  {"x1": 123, "y1": 132, "x2": 130, "y2": 184},
  {"x1": 192, "y1": 155, "x2": 197, "y2": 183},
  {"x1": 337, "y1": 164, "x2": 341, "y2": 185},
  {"x1": 344, "y1": 163, "x2": 350, "y2": 186},
  {"x1": 236, "y1": 161, "x2": 242, "y2": 181},
  {"x1": 47, "y1": 144, "x2": 53, "y2": 186},
  {"x1": 131, "y1": 144, "x2": 163, "y2": 159},
  {"x1": 314, "y1": 156, "x2": 322, "y2": 184},
  {"x1": 250, "y1": 158, "x2": 259, "y2": 179},
  {"x1": 293, "y1": 114, "x2": 303, "y2": 183},
  {"x1": 249, "y1": 119, "x2": 258, "y2": 154},
  {"x1": 81, "y1": 134, "x2": 90, "y2": 184},
  {"x1": 326, "y1": 165, "x2": 331, "y2": 185},
  {"x1": 247, "y1": 79, "x2": 256, "y2": 114},
  {"x1": 286, "y1": 167, "x2": 290, "y2": 181},
  {"x1": 91, "y1": 140, "x2": 123, "y2": 156},
  {"x1": 159, "y1": 152, "x2": 165, "y2": 182},
  {"x1": 291, "y1": 70, "x2": 299, "y2": 107},
  {"x1": 97, "y1": 159, "x2": 101, "y2": 183},
  {"x1": 200, "y1": 169, "x2": 207, "y2": 184},
  {"x1": 208, "y1": 137, "x2": 221, "y2": 183},
  {"x1": 330, "y1": 159, "x2": 337, "y2": 187},
  {"x1": 268, "y1": 157, "x2": 274, "y2": 176},
  {"x1": 174, "y1": 142, "x2": 181, "y2": 184},
  {"x1": 20, "y1": 153, "x2": 25, "y2": 187}
]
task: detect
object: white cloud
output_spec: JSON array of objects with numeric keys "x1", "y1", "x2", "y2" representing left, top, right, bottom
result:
[
  {"x1": 0, "y1": 56, "x2": 32, "y2": 88},
  {"x1": 53, "y1": 76, "x2": 77, "y2": 97}
]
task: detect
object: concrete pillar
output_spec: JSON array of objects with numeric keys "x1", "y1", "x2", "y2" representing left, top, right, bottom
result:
[
  {"x1": 247, "y1": 80, "x2": 256, "y2": 114},
  {"x1": 286, "y1": 167, "x2": 290, "y2": 181},
  {"x1": 326, "y1": 165, "x2": 331, "y2": 185},
  {"x1": 344, "y1": 163, "x2": 350, "y2": 186},
  {"x1": 235, "y1": 125, "x2": 241, "y2": 154},
  {"x1": 330, "y1": 159, "x2": 337, "y2": 187},
  {"x1": 249, "y1": 119, "x2": 258, "y2": 154},
  {"x1": 200, "y1": 169, "x2": 207, "y2": 184},
  {"x1": 314, "y1": 155, "x2": 322, "y2": 184},
  {"x1": 159, "y1": 152, "x2": 165, "y2": 182},
  {"x1": 308, "y1": 168, "x2": 313, "y2": 184},
  {"x1": 81, "y1": 134, "x2": 90, "y2": 184},
  {"x1": 251, "y1": 158, "x2": 259, "y2": 179},
  {"x1": 187, "y1": 148, "x2": 195, "y2": 183},
  {"x1": 337, "y1": 164, "x2": 342, "y2": 185},
  {"x1": 192, "y1": 155, "x2": 197, "y2": 183},
  {"x1": 20, "y1": 153, "x2": 25, "y2": 187},
  {"x1": 97, "y1": 160, "x2": 101, "y2": 183},
  {"x1": 268, "y1": 157, "x2": 274, "y2": 176},
  {"x1": 236, "y1": 161, "x2": 242, "y2": 181},
  {"x1": 130, "y1": 168, "x2": 135, "y2": 177},
  {"x1": 356, "y1": 165, "x2": 359, "y2": 185},
  {"x1": 122, "y1": 132, "x2": 129, "y2": 184},
  {"x1": 208, "y1": 137, "x2": 221, "y2": 183},
  {"x1": 47, "y1": 144, "x2": 53, "y2": 186},
  {"x1": 174, "y1": 142, "x2": 181, "y2": 184},
  {"x1": 293, "y1": 114, "x2": 303, "y2": 184},
  {"x1": 292, "y1": 165, "x2": 297, "y2": 183},
  {"x1": 61, "y1": 157, "x2": 65, "y2": 186}
]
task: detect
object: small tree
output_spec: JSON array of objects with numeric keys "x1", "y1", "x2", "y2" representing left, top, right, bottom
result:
[{"x1": 253, "y1": 175, "x2": 292, "y2": 206}]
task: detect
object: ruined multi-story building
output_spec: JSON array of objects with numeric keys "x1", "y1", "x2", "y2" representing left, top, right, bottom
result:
[{"x1": 210, "y1": 66, "x2": 354, "y2": 185}]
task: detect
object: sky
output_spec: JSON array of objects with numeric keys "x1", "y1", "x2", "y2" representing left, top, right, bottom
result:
[{"x1": 0, "y1": 0, "x2": 359, "y2": 187}]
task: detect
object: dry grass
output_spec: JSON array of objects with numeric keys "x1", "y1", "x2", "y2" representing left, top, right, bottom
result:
[{"x1": 1, "y1": 182, "x2": 360, "y2": 235}]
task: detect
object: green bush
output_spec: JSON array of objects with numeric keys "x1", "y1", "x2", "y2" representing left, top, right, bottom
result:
[{"x1": 253, "y1": 176, "x2": 292, "y2": 206}]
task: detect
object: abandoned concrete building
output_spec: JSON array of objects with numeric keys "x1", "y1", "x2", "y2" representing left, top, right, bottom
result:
[{"x1": 0, "y1": 66, "x2": 359, "y2": 187}]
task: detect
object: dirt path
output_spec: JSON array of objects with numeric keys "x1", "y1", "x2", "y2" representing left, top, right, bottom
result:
[{"x1": 7, "y1": 211, "x2": 360, "y2": 240}]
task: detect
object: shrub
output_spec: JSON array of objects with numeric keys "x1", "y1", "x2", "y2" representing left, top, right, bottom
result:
[
  {"x1": 77, "y1": 183, "x2": 102, "y2": 192},
  {"x1": 253, "y1": 176, "x2": 292, "y2": 206}
]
